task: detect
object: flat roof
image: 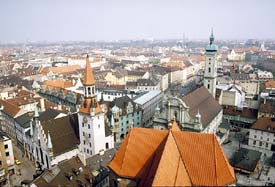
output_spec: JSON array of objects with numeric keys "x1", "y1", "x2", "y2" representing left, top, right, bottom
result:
[{"x1": 134, "y1": 90, "x2": 162, "y2": 105}]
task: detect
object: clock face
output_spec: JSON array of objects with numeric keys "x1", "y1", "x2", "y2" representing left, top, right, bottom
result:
[{"x1": 83, "y1": 116, "x2": 87, "y2": 123}]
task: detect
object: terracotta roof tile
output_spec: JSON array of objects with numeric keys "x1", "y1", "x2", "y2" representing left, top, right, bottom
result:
[
  {"x1": 109, "y1": 124, "x2": 235, "y2": 186},
  {"x1": 79, "y1": 98, "x2": 102, "y2": 115},
  {"x1": 41, "y1": 65, "x2": 81, "y2": 74},
  {"x1": 43, "y1": 80, "x2": 73, "y2": 89},
  {"x1": 0, "y1": 99, "x2": 20, "y2": 117},
  {"x1": 265, "y1": 80, "x2": 275, "y2": 89},
  {"x1": 251, "y1": 117, "x2": 275, "y2": 133},
  {"x1": 83, "y1": 54, "x2": 95, "y2": 86}
]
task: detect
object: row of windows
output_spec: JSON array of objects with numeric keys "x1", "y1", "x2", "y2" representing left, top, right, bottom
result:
[
  {"x1": 82, "y1": 123, "x2": 101, "y2": 129},
  {"x1": 253, "y1": 140, "x2": 269, "y2": 148},
  {"x1": 83, "y1": 148, "x2": 93, "y2": 155},
  {"x1": 83, "y1": 140, "x2": 92, "y2": 147},
  {"x1": 83, "y1": 132, "x2": 91, "y2": 138}
]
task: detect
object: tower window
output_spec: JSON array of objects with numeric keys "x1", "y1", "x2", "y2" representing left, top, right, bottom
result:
[
  {"x1": 88, "y1": 87, "x2": 91, "y2": 95},
  {"x1": 208, "y1": 67, "x2": 211, "y2": 73},
  {"x1": 207, "y1": 84, "x2": 210, "y2": 89}
]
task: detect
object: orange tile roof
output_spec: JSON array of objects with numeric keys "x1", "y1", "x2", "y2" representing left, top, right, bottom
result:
[
  {"x1": 109, "y1": 123, "x2": 235, "y2": 186},
  {"x1": 265, "y1": 80, "x2": 275, "y2": 89},
  {"x1": 79, "y1": 98, "x2": 102, "y2": 115},
  {"x1": 83, "y1": 54, "x2": 95, "y2": 86},
  {"x1": 41, "y1": 65, "x2": 81, "y2": 74},
  {"x1": 0, "y1": 99, "x2": 21, "y2": 117},
  {"x1": 43, "y1": 79, "x2": 73, "y2": 89}
]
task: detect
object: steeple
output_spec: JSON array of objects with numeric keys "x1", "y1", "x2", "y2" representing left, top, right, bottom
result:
[
  {"x1": 34, "y1": 104, "x2": 39, "y2": 120},
  {"x1": 47, "y1": 131, "x2": 53, "y2": 149},
  {"x1": 79, "y1": 53, "x2": 101, "y2": 115},
  {"x1": 83, "y1": 53, "x2": 95, "y2": 86},
  {"x1": 210, "y1": 28, "x2": 214, "y2": 45},
  {"x1": 30, "y1": 120, "x2": 33, "y2": 136}
]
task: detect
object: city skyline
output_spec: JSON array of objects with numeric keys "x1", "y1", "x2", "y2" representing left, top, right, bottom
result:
[{"x1": 0, "y1": 0, "x2": 275, "y2": 43}]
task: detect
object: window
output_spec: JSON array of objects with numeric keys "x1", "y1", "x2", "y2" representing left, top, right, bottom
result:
[
  {"x1": 89, "y1": 143, "x2": 91, "y2": 147},
  {"x1": 83, "y1": 140, "x2": 86, "y2": 145},
  {"x1": 89, "y1": 134, "x2": 91, "y2": 138},
  {"x1": 4, "y1": 144, "x2": 8, "y2": 149},
  {"x1": 207, "y1": 84, "x2": 210, "y2": 89},
  {"x1": 5, "y1": 152, "x2": 9, "y2": 157},
  {"x1": 259, "y1": 142, "x2": 262, "y2": 146},
  {"x1": 88, "y1": 87, "x2": 91, "y2": 95},
  {"x1": 106, "y1": 143, "x2": 109, "y2": 149},
  {"x1": 84, "y1": 148, "x2": 86, "y2": 152},
  {"x1": 266, "y1": 143, "x2": 269, "y2": 148},
  {"x1": 88, "y1": 124, "x2": 90, "y2": 129},
  {"x1": 98, "y1": 124, "x2": 100, "y2": 128},
  {"x1": 83, "y1": 132, "x2": 85, "y2": 136},
  {"x1": 82, "y1": 123, "x2": 84, "y2": 127},
  {"x1": 208, "y1": 67, "x2": 211, "y2": 73},
  {"x1": 254, "y1": 135, "x2": 257, "y2": 139},
  {"x1": 253, "y1": 140, "x2": 256, "y2": 145}
]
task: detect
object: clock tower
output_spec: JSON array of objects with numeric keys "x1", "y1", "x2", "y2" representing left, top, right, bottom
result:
[
  {"x1": 78, "y1": 54, "x2": 113, "y2": 157},
  {"x1": 204, "y1": 30, "x2": 218, "y2": 97}
]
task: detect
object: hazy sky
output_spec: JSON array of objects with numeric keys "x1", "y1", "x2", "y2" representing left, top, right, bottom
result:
[{"x1": 0, "y1": 0, "x2": 274, "y2": 42}]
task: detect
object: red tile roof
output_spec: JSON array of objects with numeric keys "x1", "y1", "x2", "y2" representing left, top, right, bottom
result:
[
  {"x1": 83, "y1": 54, "x2": 95, "y2": 86},
  {"x1": 109, "y1": 123, "x2": 235, "y2": 186}
]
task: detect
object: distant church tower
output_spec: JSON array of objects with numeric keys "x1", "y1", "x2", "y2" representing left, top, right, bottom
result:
[
  {"x1": 204, "y1": 30, "x2": 218, "y2": 97},
  {"x1": 78, "y1": 54, "x2": 113, "y2": 157}
]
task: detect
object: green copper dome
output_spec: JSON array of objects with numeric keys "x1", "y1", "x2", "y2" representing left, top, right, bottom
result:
[{"x1": 206, "y1": 29, "x2": 218, "y2": 52}]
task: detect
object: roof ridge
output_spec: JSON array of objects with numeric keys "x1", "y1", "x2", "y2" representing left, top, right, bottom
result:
[
  {"x1": 120, "y1": 128, "x2": 132, "y2": 170},
  {"x1": 171, "y1": 131, "x2": 193, "y2": 185},
  {"x1": 213, "y1": 135, "x2": 235, "y2": 185},
  {"x1": 213, "y1": 134, "x2": 218, "y2": 186},
  {"x1": 173, "y1": 154, "x2": 181, "y2": 186}
]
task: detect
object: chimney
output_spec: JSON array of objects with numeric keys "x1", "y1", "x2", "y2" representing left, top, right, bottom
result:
[{"x1": 40, "y1": 98, "x2": 45, "y2": 112}]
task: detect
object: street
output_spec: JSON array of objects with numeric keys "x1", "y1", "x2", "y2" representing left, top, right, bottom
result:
[{"x1": 7, "y1": 143, "x2": 35, "y2": 187}]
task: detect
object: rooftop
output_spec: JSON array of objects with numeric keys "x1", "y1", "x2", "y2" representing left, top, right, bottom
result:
[{"x1": 109, "y1": 122, "x2": 235, "y2": 186}]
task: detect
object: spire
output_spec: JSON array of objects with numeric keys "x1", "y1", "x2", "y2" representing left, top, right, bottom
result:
[
  {"x1": 30, "y1": 120, "x2": 33, "y2": 136},
  {"x1": 34, "y1": 104, "x2": 39, "y2": 119},
  {"x1": 210, "y1": 28, "x2": 214, "y2": 45},
  {"x1": 47, "y1": 131, "x2": 53, "y2": 149},
  {"x1": 83, "y1": 53, "x2": 95, "y2": 86}
]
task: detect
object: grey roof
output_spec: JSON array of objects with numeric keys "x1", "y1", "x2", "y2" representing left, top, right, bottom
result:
[
  {"x1": 231, "y1": 73, "x2": 250, "y2": 81},
  {"x1": 182, "y1": 87, "x2": 222, "y2": 129},
  {"x1": 126, "y1": 81, "x2": 137, "y2": 87},
  {"x1": 39, "y1": 108, "x2": 65, "y2": 122},
  {"x1": 15, "y1": 112, "x2": 34, "y2": 128},
  {"x1": 41, "y1": 114, "x2": 79, "y2": 156},
  {"x1": 230, "y1": 148, "x2": 262, "y2": 172},
  {"x1": 137, "y1": 79, "x2": 158, "y2": 86}
]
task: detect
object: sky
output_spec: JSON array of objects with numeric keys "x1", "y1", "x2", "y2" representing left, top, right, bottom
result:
[{"x1": 0, "y1": 0, "x2": 275, "y2": 42}]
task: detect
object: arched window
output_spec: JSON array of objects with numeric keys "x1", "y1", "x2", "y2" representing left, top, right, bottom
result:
[
  {"x1": 88, "y1": 87, "x2": 91, "y2": 95},
  {"x1": 208, "y1": 67, "x2": 211, "y2": 73}
]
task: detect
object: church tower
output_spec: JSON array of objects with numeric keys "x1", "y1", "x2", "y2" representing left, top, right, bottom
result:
[
  {"x1": 78, "y1": 54, "x2": 113, "y2": 157},
  {"x1": 204, "y1": 30, "x2": 218, "y2": 97}
]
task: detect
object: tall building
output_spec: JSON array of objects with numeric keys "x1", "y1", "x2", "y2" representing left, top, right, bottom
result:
[
  {"x1": 204, "y1": 30, "x2": 218, "y2": 97},
  {"x1": 78, "y1": 54, "x2": 114, "y2": 157}
]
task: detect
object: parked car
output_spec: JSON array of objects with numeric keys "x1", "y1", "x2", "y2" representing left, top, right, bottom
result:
[{"x1": 15, "y1": 159, "x2": 21, "y2": 165}]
